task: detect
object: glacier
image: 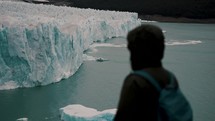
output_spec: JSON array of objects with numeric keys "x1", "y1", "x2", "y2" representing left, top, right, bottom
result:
[
  {"x1": 0, "y1": 1, "x2": 141, "y2": 90},
  {"x1": 60, "y1": 104, "x2": 117, "y2": 121}
]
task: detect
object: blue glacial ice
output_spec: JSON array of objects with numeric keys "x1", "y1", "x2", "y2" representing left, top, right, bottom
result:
[
  {"x1": 0, "y1": 1, "x2": 141, "y2": 90},
  {"x1": 60, "y1": 104, "x2": 117, "y2": 121}
]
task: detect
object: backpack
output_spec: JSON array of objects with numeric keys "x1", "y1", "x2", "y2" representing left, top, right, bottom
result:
[{"x1": 133, "y1": 70, "x2": 193, "y2": 121}]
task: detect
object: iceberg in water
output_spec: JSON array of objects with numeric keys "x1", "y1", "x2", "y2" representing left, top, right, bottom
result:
[
  {"x1": 60, "y1": 104, "x2": 117, "y2": 121},
  {"x1": 16, "y1": 118, "x2": 28, "y2": 121},
  {"x1": 0, "y1": 1, "x2": 141, "y2": 90}
]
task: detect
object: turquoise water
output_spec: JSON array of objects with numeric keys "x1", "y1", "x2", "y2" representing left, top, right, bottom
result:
[
  {"x1": 0, "y1": 22, "x2": 215, "y2": 121},
  {"x1": 158, "y1": 23, "x2": 215, "y2": 121}
]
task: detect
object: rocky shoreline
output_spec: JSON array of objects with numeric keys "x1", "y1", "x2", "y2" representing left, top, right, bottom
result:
[{"x1": 139, "y1": 15, "x2": 215, "y2": 24}]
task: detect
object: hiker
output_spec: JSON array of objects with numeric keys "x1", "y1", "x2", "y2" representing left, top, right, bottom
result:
[{"x1": 114, "y1": 24, "x2": 192, "y2": 121}]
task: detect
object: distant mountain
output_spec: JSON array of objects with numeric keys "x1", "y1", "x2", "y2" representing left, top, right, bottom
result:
[
  {"x1": 26, "y1": 0, "x2": 74, "y2": 6},
  {"x1": 64, "y1": 0, "x2": 215, "y2": 19},
  {"x1": 23, "y1": 0, "x2": 49, "y2": 4}
]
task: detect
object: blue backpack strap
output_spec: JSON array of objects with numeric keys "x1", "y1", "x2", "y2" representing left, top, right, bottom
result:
[
  {"x1": 166, "y1": 71, "x2": 177, "y2": 88},
  {"x1": 133, "y1": 70, "x2": 162, "y2": 92}
]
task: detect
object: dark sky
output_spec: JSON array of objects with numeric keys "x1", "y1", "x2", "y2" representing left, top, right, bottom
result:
[{"x1": 49, "y1": 0, "x2": 215, "y2": 18}]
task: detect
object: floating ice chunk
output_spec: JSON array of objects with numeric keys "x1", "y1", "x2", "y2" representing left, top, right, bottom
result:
[
  {"x1": 83, "y1": 54, "x2": 109, "y2": 62},
  {"x1": 87, "y1": 43, "x2": 126, "y2": 53},
  {"x1": 162, "y1": 30, "x2": 167, "y2": 33},
  {"x1": 60, "y1": 104, "x2": 117, "y2": 121},
  {"x1": 16, "y1": 118, "x2": 28, "y2": 121},
  {"x1": 166, "y1": 40, "x2": 202, "y2": 46},
  {"x1": 91, "y1": 43, "x2": 126, "y2": 48}
]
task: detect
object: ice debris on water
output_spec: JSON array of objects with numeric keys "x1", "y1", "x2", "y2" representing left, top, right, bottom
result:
[{"x1": 60, "y1": 104, "x2": 117, "y2": 121}]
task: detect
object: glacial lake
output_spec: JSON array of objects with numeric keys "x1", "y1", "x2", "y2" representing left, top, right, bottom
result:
[{"x1": 0, "y1": 22, "x2": 215, "y2": 121}]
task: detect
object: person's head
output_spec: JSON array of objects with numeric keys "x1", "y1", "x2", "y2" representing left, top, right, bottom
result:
[{"x1": 127, "y1": 24, "x2": 165, "y2": 70}]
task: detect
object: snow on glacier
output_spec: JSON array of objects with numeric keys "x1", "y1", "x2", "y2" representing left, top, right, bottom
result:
[
  {"x1": 0, "y1": 1, "x2": 141, "y2": 90},
  {"x1": 60, "y1": 104, "x2": 116, "y2": 121}
]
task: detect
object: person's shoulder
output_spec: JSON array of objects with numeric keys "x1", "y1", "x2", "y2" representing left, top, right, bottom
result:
[{"x1": 124, "y1": 73, "x2": 153, "y2": 89}]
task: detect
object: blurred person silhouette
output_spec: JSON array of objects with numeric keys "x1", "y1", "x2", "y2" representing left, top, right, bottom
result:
[{"x1": 114, "y1": 24, "x2": 192, "y2": 121}]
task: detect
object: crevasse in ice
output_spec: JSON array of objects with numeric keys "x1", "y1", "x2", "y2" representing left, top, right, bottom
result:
[{"x1": 0, "y1": 1, "x2": 141, "y2": 90}]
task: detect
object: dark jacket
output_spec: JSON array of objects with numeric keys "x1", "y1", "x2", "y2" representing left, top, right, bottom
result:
[{"x1": 114, "y1": 68, "x2": 175, "y2": 121}]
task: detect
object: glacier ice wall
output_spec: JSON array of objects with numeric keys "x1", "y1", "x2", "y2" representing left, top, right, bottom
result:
[{"x1": 0, "y1": 1, "x2": 141, "y2": 90}]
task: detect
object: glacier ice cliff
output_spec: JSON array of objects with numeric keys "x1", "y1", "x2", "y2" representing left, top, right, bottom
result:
[
  {"x1": 60, "y1": 104, "x2": 116, "y2": 121},
  {"x1": 0, "y1": 1, "x2": 141, "y2": 90}
]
